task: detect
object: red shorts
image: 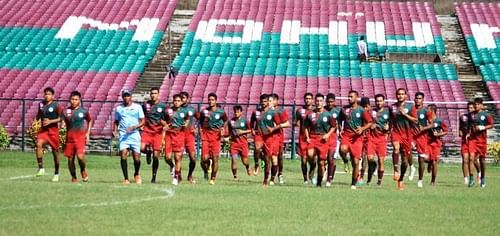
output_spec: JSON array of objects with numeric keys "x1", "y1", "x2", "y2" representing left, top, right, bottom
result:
[
  {"x1": 309, "y1": 134, "x2": 329, "y2": 160},
  {"x1": 263, "y1": 134, "x2": 280, "y2": 156},
  {"x1": 391, "y1": 130, "x2": 413, "y2": 156},
  {"x1": 367, "y1": 133, "x2": 387, "y2": 157},
  {"x1": 468, "y1": 140, "x2": 487, "y2": 158},
  {"x1": 230, "y1": 141, "x2": 249, "y2": 157},
  {"x1": 328, "y1": 133, "x2": 337, "y2": 153},
  {"x1": 278, "y1": 133, "x2": 284, "y2": 149},
  {"x1": 298, "y1": 134, "x2": 312, "y2": 157},
  {"x1": 340, "y1": 132, "x2": 364, "y2": 160},
  {"x1": 184, "y1": 130, "x2": 196, "y2": 153},
  {"x1": 141, "y1": 132, "x2": 163, "y2": 151},
  {"x1": 201, "y1": 130, "x2": 221, "y2": 157},
  {"x1": 413, "y1": 133, "x2": 429, "y2": 156},
  {"x1": 64, "y1": 139, "x2": 86, "y2": 157},
  {"x1": 254, "y1": 133, "x2": 264, "y2": 147},
  {"x1": 166, "y1": 130, "x2": 185, "y2": 153},
  {"x1": 461, "y1": 138, "x2": 469, "y2": 154},
  {"x1": 37, "y1": 129, "x2": 59, "y2": 150},
  {"x1": 429, "y1": 143, "x2": 442, "y2": 161}
]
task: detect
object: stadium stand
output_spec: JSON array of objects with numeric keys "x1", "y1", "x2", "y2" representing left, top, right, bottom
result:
[{"x1": 0, "y1": 0, "x2": 178, "y2": 136}]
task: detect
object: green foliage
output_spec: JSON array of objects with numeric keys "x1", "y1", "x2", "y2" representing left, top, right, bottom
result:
[
  {"x1": 0, "y1": 124, "x2": 9, "y2": 150},
  {"x1": 488, "y1": 142, "x2": 500, "y2": 164}
]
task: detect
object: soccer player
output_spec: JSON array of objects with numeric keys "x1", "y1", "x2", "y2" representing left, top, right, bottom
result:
[
  {"x1": 468, "y1": 98, "x2": 494, "y2": 187},
  {"x1": 294, "y1": 93, "x2": 315, "y2": 184},
  {"x1": 390, "y1": 88, "x2": 417, "y2": 190},
  {"x1": 324, "y1": 93, "x2": 341, "y2": 186},
  {"x1": 338, "y1": 90, "x2": 373, "y2": 189},
  {"x1": 180, "y1": 91, "x2": 198, "y2": 183},
  {"x1": 35, "y1": 87, "x2": 63, "y2": 182},
  {"x1": 62, "y1": 91, "x2": 92, "y2": 183},
  {"x1": 304, "y1": 93, "x2": 336, "y2": 187},
  {"x1": 199, "y1": 93, "x2": 227, "y2": 185},
  {"x1": 250, "y1": 94, "x2": 268, "y2": 175},
  {"x1": 366, "y1": 94, "x2": 390, "y2": 186},
  {"x1": 164, "y1": 94, "x2": 189, "y2": 185},
  {"x1": 141, "y1": 87, "x2": 167, "y2": 183},
  {"x1": 257, "y1": 94, "x2": 282, "y2": 186},
  {"x1": 113, "y1": 88, "x2": 145, "y2": 185},
  {"x1": 358, "y1": 97, "x2": 371, "y2": 185},
  {"x1": 413, "y1": 92, "x2": 433, "y2": 184},
  {"x1": 425, "y1": 104, "x2": 448, "y2": 187},
  {"x1": 228, "y1": 105, "x2": 252, "y2": 180},
  {"x1": 269, "y1": 93, "x2": 290, "y2": 184},
  {"x1": 459, "y1": 102, "x2": 475, "y2": 185}
]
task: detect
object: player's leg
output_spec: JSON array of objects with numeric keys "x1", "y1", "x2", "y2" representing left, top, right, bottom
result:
[
  {"x1": 431, "y1": 160, "x2": 438, "y2": 186},
  {"x1": 131, "y1": 148, "x2": 142, "y2": 184},
  {"x1": 209, "y1": 153, "x2": 219, "y2": 184},
  {"x1": 366, "y1": 155, "x2": 377, "y2": 184},
  {"x1": 317, "y1": 152, "x2": 326, "y2": 187},
  {"x1": 377, "y1": 155, "x2": 385, "y2": 186},
  {"x1": 408, "y1": 147, "x2": 415, "y2": 181},
  {"x1": 119, "y1": 143, "x2": 130, "y2": 184},
  {"x1": 326, "y1": 149, "x2": 336, "y2": 185},
  {"x1": 277, "y1": 144, "x2": 284, "y2": 184},
  {"x1": 231, "y1": 153, "x2": 239, "y2": 180},
  {"x1": 397, "y1": 145, "x2": 411, "y2": 190},
  {"x1": 358, "y1": 155, "x2": 367, "y2": 184},
  {"x1": 140, "y1": 140, "x2": 152, "y2": 165},
  {"x1": 479, "y1": 143, "x2": 487, "y2": 187},
  {"x1": 304, "y1": 148, "x2": 315, "y2": 185},
  {"x1": 68, "y1": 154, "x2": 77, "y2": 182},
  {"x1": 35, "y1": 139, "x2": 46, "y2": 173},
  {"x1": 254, "y1": 142, "x2": 263, "y2": 175},
  {"x1": 150, "y1": 149, "x2": 160, "y2": 183},
  {"x1": 51, "y1": 148, "x2": 60, "y2": 179},
  {"x1": 172, "y1": 151, "x2": 183, "y2": 185},
  {"x1": 262, "y1": 153, "x2": 271, "y2": 186},
  {"x1": 461, "y1": 152, "x2": 470, "y2": 184},
  {"x1": 270, "y1": 154, "x2": 279, "y2": 185},
  {"x1": 164, "y1": 134, "x2": 174, "y2": 174},
  {"x1": 76, "y1": 153, "x2": 87, "y2": 182},
  {"x1": 185, "y1": 133, "x2": 196, "y2": 183},
  {"x1": 240, "y1": 145, "x2": 251, "y2": 176},
  {"x1": 417, "y1": 155, "x2": 426, "y2": 188},
  {"x1": 350, "y1": 156, "x2": 360, "y2": 189},
  {"x1": 391, "y1": 141, "x2": 401, "y2": 180},
  {"x1": 307, "y1": 155, "x2": 317, "y2": 185}
]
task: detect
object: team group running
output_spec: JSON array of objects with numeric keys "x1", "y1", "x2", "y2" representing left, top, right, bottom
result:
[{"x1": 33, "y1": 86, "x2": 494, "y2": 190}]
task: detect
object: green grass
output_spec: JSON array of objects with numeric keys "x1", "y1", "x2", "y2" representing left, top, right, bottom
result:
[{"x1": 0, "y1": 151, "x2": 499, "y2": 236}]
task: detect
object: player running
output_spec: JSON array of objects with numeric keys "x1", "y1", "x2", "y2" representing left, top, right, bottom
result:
[
  {"x1": 141, "y1": 87, "x2": 167, "y2": 183},
  {"x1": 304, "y1": 93, "x2": 337, "y2": 187},
  {"x1": 257, "y1": 94, "x2": 282, "y2": 186},
  {"x1": 268, "y1": 93, "x2": 290, "y2": 184},
  {"x1": 424, "y1": 104, "x2": 448, "y2": 187},
  {"x1": 199, "y1": 93, "x2": 227, "y2": 185},
  {"x1": 294, "y1": 93, "x2": 315, "y2": 184},
  {"x1": 113, "y1": 88, "x2": 145, "y2": 185},
  {"x1": 324, "y1": 93, "x2": 341, "y2": 186},
  {"x1": 35, "y1": 87, "x2": 63, "y2": 182},
  {"x1": 62, "y1": 91, "x2": 92, "y2": 183},
  {"x1": 180, "y1": 91, "x2": 198, "y2": 183},
  {"x1": 413, "y1": 92, "x2": 434, "y2": 185},
  {"x1": 227, "y1": 105, "x2": 252, "y2": 180},
  {"x1": 390, "y1": 88, "x2": 417, "y2": 190},
  {"x1": 366, "y1": 94, "x2": 390, "y2": 186},
  {"x1": 338, "y1": 90, "x2": 373, "y2": 189},
  {"x1": 250, "y1": 94, "x2": 268, "y2": 176},
  {"x1": 459, "y1": 102, "x2": 476, "y2": 185}
]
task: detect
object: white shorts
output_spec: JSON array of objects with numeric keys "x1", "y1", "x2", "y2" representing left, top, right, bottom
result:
[{"x1": 119, "y1": 133, "x2": 141, "y2": 153}]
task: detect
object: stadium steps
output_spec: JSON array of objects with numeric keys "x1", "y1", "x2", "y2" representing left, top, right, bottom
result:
[{"x1": 134, "y1": 10, "x2": 193, "y2": 96}]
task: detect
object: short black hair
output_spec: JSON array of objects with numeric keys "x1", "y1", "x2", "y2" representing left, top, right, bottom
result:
[
  {"x1": 360, "y1": 36, "x2": 364, "y2": 40},
  {"x1": 428, "y1": 104, "x2": 437, "y2": 112},
  {"x1": 396, "y1": 88, "x2": 407, "y2": 95},
  {"x1": 473, "y1": 97, "x2": 483, "y2": 104},
  {"x1": 315, "y1": 93, "x2": 324, "y2": 99},
  {"x1": 260, "y1": 94, "x2": 268, "y2": 100},
  {"x1": 348, "y1": 90, "x2": 358, "y2": 96},
  {"x1": 271, "y1": 93, "x2": 279, "y2": 100},
  {"x1": 180, "y1": 91, "x2": 189, "y2": 98},
  {"x1": 70, "y1": 91, "x2": 81, "y2": 98},
  {"x1": 150, "y1": 87, "x2": 159, "y2": 92},
  {"x1": 233, "y1": 105, "x2": 242, "y2": 111},
  {"x1": 415, "y1": 92, "x2": 425, "y2": 98},
  {"x1": 360, "y1": 97, "x2": 370, "y2": 107},
  {"x1": 173, "y1": 94, "x2": 182, "y2": 100},
  {"x1": 43, "y1": 87, "x2": 54, "y2": 95},
  {"x1": 467, "y1": 101, "x2": 475, "y2": 107},
  {"x1": 375, "y1": 94, "x2": 385, "y2": 100},
  {"x1": 326, "y1": 93, "x2": 336, "y2": 100},
  {"x1": 304, "y1": 92, "x2": 313, "y2": 99},
  {"x1": 208, "y1": 92, "x2": 217, "y2": 100}
]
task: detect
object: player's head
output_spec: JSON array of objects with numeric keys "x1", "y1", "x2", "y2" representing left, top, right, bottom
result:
[
  {"x1": 270, "y1": 93, "x2": 279, "y2": 107},
  {"x1": 69, "y1": 91, "x2": 81, "y2": 108},
  {"x1": 315, "y1": 93, "x2": 325, "y2": 108},
  {"x1": 43, "y1": 87, "x2": 55, "y2": 101},
  {"x1": 260, "y1": 94, "x2": 269, "y2": 108},
  {"x1": 304, "y1": 92, "x2": 313, "y2": 106},
  {"x1": 414, "y1": 92, "x2": 424, "y2": 106},
  {"x1": 427, "y1": 104, "x2": 437, "y2": 115},
  {"x1": 374, "y1": 94, "x2": 385, "y2": 109},
  {"x1": 360, "y1": 97, "x2": 370, "y2": 109},
  {"x1": 348, "y1": 90, "x2": 358, "y2": 105},
  {"x1": 467, "y1": 101, "x2": 475, "y2": 113},
  {"x1": 121, "y1": 88, "x2": 132, "y2": 104},
  {"x1": 360, "y1": 36, "x2": 364, "y2": 41},
  {"x1": 396, "y1": 88, "x2": 407, "y2": 103},
  {"x1": 180, "y1": 91, "x2": 189, "y2": 104},
  {"x1": 326, "y1": 93, "x2": 336, "y2": 109},
  {"x1": 473, "y1": 97, "x2": 483, "y2": 111},
  {"x1": 149, "y1": 87, "x2": 159, "y2": 102},
  {"x1": 173, "y1": 94, "x2": 183, "y2": 108},
  {"x1": 233, "y1": 105, "x2": 243, "y2": 118},
  {"x1": 208, "y1": 93, "x2": 217, "y2": 107}
]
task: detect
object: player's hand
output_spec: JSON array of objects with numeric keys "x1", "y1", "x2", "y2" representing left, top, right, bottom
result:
[
  {"x1": 370, "y1": 123, "x2": 376, "y2": 129},
  {"x1": 86, "y1": 133, "x2": 90, "y2": 143},
  {"x1": 252, "y1": 130, "x2": 256, "y2": 136},
  {"x1": 383, "y1": 124, "x2": 389, "y2": 131},
  {"x1": 42, "y1": 118, "x2": 50, "y2": 127},
  {"x1": 399, "y1": 106, "x2": 406, "y2": 115},
  {"x1": 433, "y1": 131, "x2": 438, "y2": 136},
  {"x1": 322, "y1": 134, "x2": 330, "y2": 140},
  {"x1": 306, "y1": 137, "x2": 311, "y2": 144},
  {"x1": 126, "y1": 126, "x2": 135, "y2": 133},
  {"x1": 355, "y1": 127, "x2": 363, "y2": 135},
  {"x1": 267, "y1": 126, "x2": 274, "y2": 133}
]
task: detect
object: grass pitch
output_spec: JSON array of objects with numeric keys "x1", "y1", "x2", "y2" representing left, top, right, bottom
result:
[{"x1": 0, "y1": 151, "x2": 499, "y2": 236}]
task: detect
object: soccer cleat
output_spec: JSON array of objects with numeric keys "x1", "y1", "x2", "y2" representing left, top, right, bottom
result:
[
  {"x1": 233, "y1": 176, "x2": 240, "y2": 181},
  {"x1": 269, "y1": 181, "x2": 275, "y2": 186},
  {"x1": 417, "y1": 180, "x2": 423, "y2": 188},
  {"x1": 350, "y1": 185, "x2": 357, "y2": 190},
  {"x1": 247, "y1": 169, "x2": 253, "y2": 176},
  {"x1": 253, "y1": 168, "x2": 259, "y2": 176},
  {"x1": 397, "y1": 181, "x2": 405, "y2": 191},
  {"x1": 208, "y1": 160, "x2": 213, "y2": 174},
  {"x1": 172, "y1": 178, "x2": 178, "y2": 186},
  {"x1": 356, "y1": 180, "x2": 365, "y2": 187},
  {"x1": 468, "y1": 177, "x2": 475, "y2": 188},
  {"x1": 123, "y1": 179, "x2": 130, "y2": 185},
  {"x1": 303, "y1": 181, "x2": 309, "y2": 185},
  {"x1": 409, "y1": 165, "x2": 416, "y2": 181},
  {"x1": 81, "y1": 170, "x2": 88, "y2": 182},
  {"x1": 151, "y1": 178, "x2": 156, "y2": 184},
  {"x1": 52, "y1": 174, "x2": 59, "y2": 182},
  {"x1": 476, "y1": 173, "x2": 481, "y2": 184},
  {"x1": 480, "y1": 178, "x2": 486, "y2": 188},
  {"x1": 376, "y1": 180, "x2": 382, "y2": 186},
  {"x1": 311, "y1": 177, "x2": 317, "y2": 186},
  {"x1": 188, "y1": 176, "x2": 196, "y2": 184},
  {"x1": 170, "y1": 165, "x2": 175, "y2": 177},
  {"x1": 344, "y1": 163, "x2": 350, "y2": 174},
  {"x1": 209, "y1": 179, "x2": 215, "y2": 185},
  {"x1": 278, "y1": 175, "x2": 285, "y2": 185},
  {"x1": 464, "y1": 177, "x2": 469, "y2": 185},
  {"x1": 325, "y1": 181, "x2": 332, "y2": 187},
  {"x1": 393, "y1": 171, "x2": 400, "y2": 181},
  {"x1": 35, "y1": 168, "x2": 45, "y2": 177},
  {"x1": 134, "y1": 175, "x2": 142, "y2": 185},
  {"x1": 71, "y1": 177, "x2": 78, "y2": 183}
]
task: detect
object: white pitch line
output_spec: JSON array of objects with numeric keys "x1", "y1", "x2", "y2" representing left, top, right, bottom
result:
[
  {"x1": 0, "y1": 188, "x2": 175, "y2": 211},
  {"x1": 9, "y1": 175, "x2": 35, "y2": 180}
]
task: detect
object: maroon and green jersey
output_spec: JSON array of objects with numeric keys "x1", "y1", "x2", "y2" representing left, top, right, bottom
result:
[
  {"x1": 429, "y1": 118, "x2": 448, "y2": 144},
  {"x1": 250, "y1": 108, "x2": 264, "y2": 134},
  {"x1": 62, "y1": 106, "x2": 92, "y2": 140},
  {"x1": 295, "y1": 106, "x2": 313, "y2": 136},
  {"x1": 304, "y1": 109, "x2": 336, "y2": 135},
  {"x1": 470, "y1": 111, "x2": 494, "y2": 142},
  {"x1": 259, "y1": 108, "x2": 280, "y2": 136},
  {"x1": 228, "y1": 117, "x2": 250, "y2": 143},
  {"x1": 459, "y1": 112, "x2": 473, "y2": 142},
  {"x1": 182, "y1": 104, "x2": 197, "y2": 130},
  {"x1": 165, "y1": 107, "x2": 189, "y2": 130},
  {"x1": 142, "y1": 101, "x2": 167, "y2": 134},
  {"x1": 37, "y1": 101, "x2": 63, "y2": 131},
  {"x1": 326, "y1": 106, "x2": 341, "y2": 122},
  {"x1": 390, "y1": 102, "x2": 417, "y2": 133},
  {"x1": 339, "y1": 106, "x2": 373, "y2": 134},
  {"x1": 370, "y1": 108, "x2": 390, "y2": 135},
  {"x1": 414, "y1": 106, "x2": 433, "y2": 135},
  {"x1": 199, "y1": 107, "x2": 227, "y2": 130}
]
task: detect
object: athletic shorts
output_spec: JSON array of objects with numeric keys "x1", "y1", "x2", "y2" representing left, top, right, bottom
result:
[
  {"x1": 201, "y1": 130, "x2": 221, "y2": 157},
  {"x1": 37, "y1": 129, "x2": 60, "y2": 150},
  {"x1": 119, "y1": 137, "x2": 141, "y2": 153},
  {"x1": 184, "y1": 130, "x2": 196, "y2": 153},
  {"x1": 254, "y1": 133, "x2": 264, "y2": 147},
  {"x1": 340, "y1": 132, "x2": 364, "y2": 160},
  {"x1": 328, "y1": 133, "x2": 337, "y2": 153},
  {"x1": 468, "y1": 140, "x2": 487, "y2": 158},
  {"x1": 141, "y1": 132, "x2": 163, "y2": 151},
  {"x1": 167, "y1": 130, "x2": 185, "y2": 153},
  {"x1": 391, "y1": 130, "x2": 413, "y2": 156},
  {"x1": 64, "y1": 139, "x2": 86, "y2": 157},
  {"x1": 309, "y1": 134, "x2": 329, "y2": 160},
  {"x1": 230, "y1": 141, "x2": 249, "y2": 158},
  {"x1": 298, "y1": 134, "x2": 312, "y2": 157},
  {"x1": 461, "y1": 139, "x2": 469, "y2": 154},
  {"x1": 164, "y1": 132, "x2": 172, "y2": 155},
  {"x1": 428, "y1": 143, "x2": 442, "y2": 161},
  {"x1": 367, "y1": 133, "x2": 387, "y2": 158},
  {"x1": 263, "y1": 134, "x2": 280, "y2": 156},
  {"x1": 413, "y1": 133, "x2": 429, "y2": 156}
]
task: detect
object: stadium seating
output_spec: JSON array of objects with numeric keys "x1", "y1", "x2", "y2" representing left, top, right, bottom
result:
[
  {"x1": 456, "y1": 2, "x2": 500, "y2": 107},
  {"x1": 0, "y1": 0, "x2": 178, "y2": 136}
]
